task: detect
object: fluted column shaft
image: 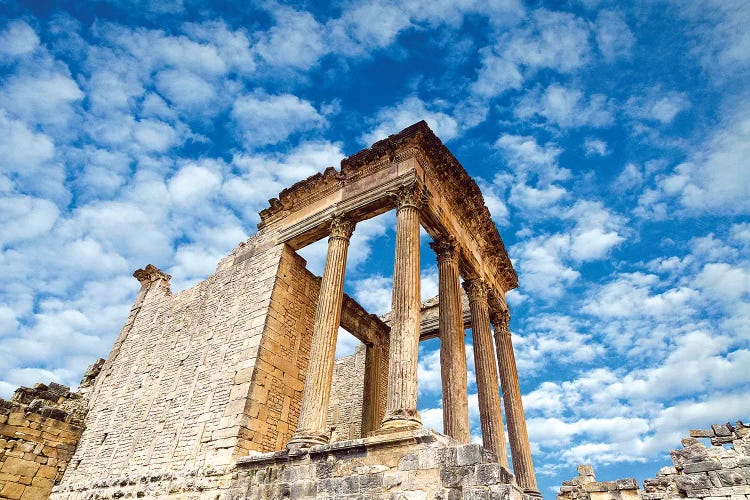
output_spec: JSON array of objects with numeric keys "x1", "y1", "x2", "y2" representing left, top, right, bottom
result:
[
  {"x1": 362, "y1": 336, "x2": 389, "y2": 435},
  {"x1": 430, "y1": 237, "x2": 470, "y2": 443},
  {"x1": 288, "y1": 216, "x2": 355, "y2": 448},
  {"x1": 464, "y1": 279, "x2": 508, "y2": 466},
  {"x1": 381, "y1": 183, "x2": 426, "y2": 431},
  {"x1": 492, "y1": 310, "x2": 539, "y2": 494}
]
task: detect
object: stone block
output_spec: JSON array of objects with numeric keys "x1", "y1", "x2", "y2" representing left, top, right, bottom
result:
[
  {"x1": 474, "y1": 463, "x2": 513, "y2": 486},
  {"x1": 717, "y1": 470, "x2": 747, "y2": 486},
  {"x1": 315, "y1": 461, "x2": 335, "y2": 479},
  {"x1": 441, "y1": 467, "x2": 470, "y2": 488},
  {"x1": 1, "y1": 457, "x2": 40, "y2": 478},
  {"x1": 399, "y1": 454, "x2": 419, "y2": 471},
  {"x1": 19, "y1": 485, "x2": 47, "y2": 500},
  {"x1": 417, "y1": 448, "x2": 438, "y2": 469},
  {"x1": 676, "y1": 473, "x2": 712, "y2": 494},
  {"x1": 289, "y1": 480, "x2": 315, "y2": 498},
  {"x1": 338, "y1": 475, "x2": 360, "y2": 495},
  {"x1": 382, "y1": 470, "x2": 405, "y2": 490},
  {"x1": 691, "y1": 429, "x2": 715, "y2": 438},
  {"x1": 439, "y1": 447, "x2": 457, "y2": 467},
  {"x1": 456, "y1": 444, "x2": 483, "y2": 466},
  {"x1": 577, "y1": 465, "x2": 595, "y2": 477},
  {"x1": 0, "y1": 482, "x2": 26, "y2": 500},
  {"x1": 359, "y1": 473, "x2": 384, "y2": 493},
  {"x1": 713, "y1": 424, "x2": 733, "y2": 437},
  {"x1": 683, "y1": 460, "x2": 723, "y2": 473}
]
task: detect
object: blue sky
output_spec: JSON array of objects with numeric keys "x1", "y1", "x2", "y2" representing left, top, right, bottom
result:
[{"x1": 0, "y1": 0, "x2": 748, "y2": 496}]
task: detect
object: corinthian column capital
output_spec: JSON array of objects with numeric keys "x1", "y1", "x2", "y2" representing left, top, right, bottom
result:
[
  {"x1": 490, "y1": 309, "x2": 511, "y2": 337},
  {"x1": 329, "y1": 214, "x2": 356, "y2": 241},
  {"x1": 429, "y1": 235, "x2": 458, "y2": 265},
  {"x1": 389, "y1": 181, "x2": 428, "y2": 211},
  {"x1": 462, "y1": 279, "x2": 489, "y2": 303}
]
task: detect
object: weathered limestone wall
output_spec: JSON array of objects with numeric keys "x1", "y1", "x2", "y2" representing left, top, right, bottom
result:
[
  {"x1": 54, "y1": 232, "x2": 287, "y2": 495},
  {"x1": 0, "y1": 383, "x2": 88, "y2": 500},
  {"x1": 243, "y1": 245, "x2": 319, "y2": 453},
  {"x1": 559, "y1": 465, "x2": 640, "y2": 500},
  {"x1": 643, "y1": 422, "x2": 750, "y2": 500},
  {"x1": 327, "y1": 344, "x2": 366, "y2": 442},
  {"x1": 229, "y1": 430, "x2": 528, "y2": 500},
  {"x1": 558, "y1": 421, "x2": 750, "y2": 500}
]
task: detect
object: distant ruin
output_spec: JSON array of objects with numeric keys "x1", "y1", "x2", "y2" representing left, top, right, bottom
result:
[{"x1": 558, "y1": 422, "x2": 750, "y2": 500}]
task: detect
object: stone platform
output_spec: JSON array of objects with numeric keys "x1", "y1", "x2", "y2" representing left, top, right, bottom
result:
[{"x1": 228, "y1": 429, "x2": 531, "y2": 500}]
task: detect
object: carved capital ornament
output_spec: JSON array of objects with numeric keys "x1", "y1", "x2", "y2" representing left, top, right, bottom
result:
[
  {"x1": 429, "y1": 235, "x2": 458, "y2": 264},
  {"x1": 490, "y1": 309, "x2": 511, "y2": 337},
  {"x1": 389, "y1": 182, "x2": 428, "y2": 211},
  {"x1": 463, "y1": 279, "x2": 490, "y2": 303},
  {"x1": 329, "y1": 215, "x2": 356, "y2": 241}
]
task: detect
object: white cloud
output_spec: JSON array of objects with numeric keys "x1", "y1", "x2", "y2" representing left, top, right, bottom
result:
[
  {"x1": 168, "y1": 164, "x2": 222, "y2": 205},
  {"x1": 511, "y1": 200, "x2": 625, "y2": 297},
  {"x1": 417, "y1": 347, "x2": 442, "y2": 395},
  {"x1": 252, "y1": 7, "x2": 326, "y2": 70},
  {"x1": 652, "y1": 105, "x2": 750, "y2": 215},
  {"x1": 584, "y1": 138, "x2": 608, "y2": 156},
  {"x1": 677, "y1": 0, "x2": 750, "y2": 79},
  {"x1": 614, "y1": 162, "x2": 643, "y2": 190},
  {"x1": 625, "y1": 90, "x2": 690, "y2": 124},
  {"x1": 155, "y1": 69, "x2": 216, "y2": 109},
  {"x1": 0, "y1": 111, "x2": 55, "y2": 172},
  {"x1": 0, "y1": 196, "x2": 59, "y2": 246},
  {"x1": 595, "y1": 10, "x2": 636, "y2": 62},
  {"x1": 0, "y1": 20, "x2": 40, "y2": 57},
  {"x1": 352, "y1": 275, "x2": 393, "y2": 315},
  {"x1": 515, "y1": 84, "x2": 615, "y2": 128},
  {"x1": 328, "y1": 2, "x2": 413, "y2": 55},
  {"x1": 231, "y1": 92, "x2": 326, "y2": 148},
  {"x1": 362, "y1": 97, "x2": 458, "y2": 145},
  {"x1": 513, "y1": 314, "x2": 606, "y2": 373},
  {"x1": 471, "y1": 9, "x2": 591, "y2": 100},
  {"x1": 583, "y1": 272, "x2": 699, "y2": 319},
  {"x1": 133, "y1": 119, "x2": 180, "y2": 152},
  {"x1": 495, "y1": 134, "x2": 569, "y2": 182},
  {"x1": 335, "y1": 327, "x2": 362, "y2": 358},
  {"x1": 1, "y1": 72, "x2": 83, "y2": 129}
]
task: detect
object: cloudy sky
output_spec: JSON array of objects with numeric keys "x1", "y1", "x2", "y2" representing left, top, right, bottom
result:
[{"x1": 1, "y1": 0, "x2": 748, "y2": 495}]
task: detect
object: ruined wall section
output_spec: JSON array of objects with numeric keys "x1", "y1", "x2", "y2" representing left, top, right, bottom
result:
[
  {"x1": 327, "y1": 344, "x2": 366, "y2": 442},
  {"x1": 643, "y1": 422, "x2": 750, "y2": 500},
  {"x1": 0, "y1": 383, "x2": 87, "y2": 500},
  {"x1": 242, "y1": 245, "x2": 319, "y2": 453},
  {"x1": 558, "y1": 421, "x2": 750, "y2": 500},
  {"x1": 56, "y1": 232, "x2": 286, "y2": 494}
]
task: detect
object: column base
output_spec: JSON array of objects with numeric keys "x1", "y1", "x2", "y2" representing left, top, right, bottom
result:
[
  {"x1": 374, "y1": 409, "x2": 422, "y2": 436},
  {"x1": 523, "y1": 487, "x2": 542, "y2": 498},
  {"x1": 286, "y1": 429, "x2": 329, "y2": 451}
]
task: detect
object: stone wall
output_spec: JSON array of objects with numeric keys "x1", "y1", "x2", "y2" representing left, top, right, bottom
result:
[
  {"x1": 558, "y1": 421, "x2": 750, "y2": 500},
  {"x1": 0, "y1": 381, "x2": 90, "y2": 500},
  {"x1": 243, "y1": 245, "x2": 319, "y2": 453},
  {"x1": 54, "y1": 232, "x2": 287, "y2": 495},
  {"x1": 558, "y1": 465, "x2": 640, "y2": 500},
  {"x1": 229, "y1": 429, "x2": 529, "y2": 500},
  {"x1": 327, "y1": 344, "x2": 366, "y2": 442}
]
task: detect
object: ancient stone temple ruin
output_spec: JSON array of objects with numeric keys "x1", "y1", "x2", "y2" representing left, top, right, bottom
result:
[{"x1": 41, "y1": 121, "x2": 541, "y2": 499}]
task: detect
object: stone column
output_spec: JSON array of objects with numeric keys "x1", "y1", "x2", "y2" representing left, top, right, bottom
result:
[
  {"x1": 380, "y1": 182, "x2": 426, "y2": 431},
  {"x1": 491, "y1": 310, "x2": 539, "y2": 494},
  {"x1": 429, "y1": 236, "x2": 470, "y2": 443},
  {"x1": 362, "y1": 337, "x2": 389, "y2": 435},
  {"x1": 288, "y1": 215, "x2": 355, "y2": 448},
  {"x1": 463, "y1": 279, "x2": 508, "y2": 467}
]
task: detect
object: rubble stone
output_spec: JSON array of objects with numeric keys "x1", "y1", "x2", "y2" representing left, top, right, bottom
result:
[{"x1": 559, "y1": 421, "x2": 750, "y2": 500}]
